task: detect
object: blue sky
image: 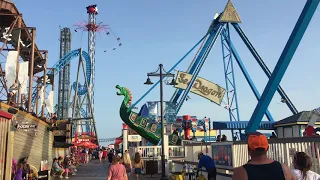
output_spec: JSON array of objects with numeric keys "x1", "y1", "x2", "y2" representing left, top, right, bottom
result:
[{"x1": 14, "y1": 0, "x2": 320, "y2": 141}]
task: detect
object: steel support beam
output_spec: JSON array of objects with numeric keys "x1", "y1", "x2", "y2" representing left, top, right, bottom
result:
[
  {"x1": 246, "y1": 0, "x2": 320, "y2": 133},
  {"x1": 232, "y1": 23, "x2": 298, "y2": 114},
  {"x1": 221, "y1": 25, "x2": 240, "y2": 128},
  {"x1": 221, "y1": 29, "x2": 274, "y2": 122},
  {"x1": 130, "y1": 34, "x2": 208, "y2": 109},
  {"x1": 27, "y1": 28, "x2": 35, "y2": 112},
  {"x1": 176, "y1": 26, "x2": 223, "y2": 112}
]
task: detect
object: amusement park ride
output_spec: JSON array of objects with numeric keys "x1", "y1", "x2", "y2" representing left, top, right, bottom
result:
[
  {"x1": 28, "y1": 4, "x2": 122, "y2": 143},
  {"x1": 115, "y1": 0, "x2": 320, "y2": 145},
  {"x1": 0, "y1": 0, "x2": 318, "y2": 147}
]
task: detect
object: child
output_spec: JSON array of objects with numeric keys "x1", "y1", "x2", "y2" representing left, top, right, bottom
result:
[{"x1": 292, "y1": 152, "x2": 320, "y2": 180}]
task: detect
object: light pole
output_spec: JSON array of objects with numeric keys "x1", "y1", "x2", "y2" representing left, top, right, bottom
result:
[{"x1": 144, "y1": 64, "x2": 177, "y2": 180}]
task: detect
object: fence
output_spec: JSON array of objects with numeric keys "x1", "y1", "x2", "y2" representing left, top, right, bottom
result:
[
  {"x1": 129, "y1": 145, "x2": 185, "y2": 174},
  {"x1": 233, "y1": 137, "x2": 320, "y2": 173},
  {"x1": 183, "y1": 137, "x2": 320, "y2": 173},
  {"x1": 129, "y1": 145, "x2": 185, "y2": 159}
]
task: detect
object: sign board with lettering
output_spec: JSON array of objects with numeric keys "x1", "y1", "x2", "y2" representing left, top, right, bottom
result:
[
  {"x1": 15, "y1": 124, "x2": 37, "y2": 130},
  {"x1": 128, "y1": 135, "x2": 142, "y2": 142},
  {"x1": 175, "y1": 71, "x2": 226, "y2": 105},
  {"x1": 13, "y1": 123, "x2": 38, "y2": 137}
]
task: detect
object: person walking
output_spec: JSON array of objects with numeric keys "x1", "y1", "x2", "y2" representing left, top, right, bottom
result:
[
  {"x1": 292, "y1": 152, "x2": 320, "y2": 180},
  {"x1": 98, "y1": 149, "x2": 103, "y2": 162},
  {"x1": 122, "y1": 151, "x2": 132, "y2": 179},
  {"x1": 102, "y1": 148, "x2": 108, "y2": 163},
  {"x1": 133, "y1": 152, "x2": 143, "y2": 180},
  {"x1": 108, "y1": 150, "x2": 115, "y2": 166},
  {"x1": 232, "y1": 132, "x2": 295, "y2": 180},
  {"x1": 85, "y1": 148, "x2": 89, "y2": 163},
  {"x1": 107, "y1": 155, "x2": 128, "y2": 180},
  {"x1": 196, "y1": 152, "x2": 216, "y2": 180}
]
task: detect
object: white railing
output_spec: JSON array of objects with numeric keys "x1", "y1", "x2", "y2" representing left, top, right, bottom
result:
[
  {"x1": 233, "y1": 137, "x2": 320, "y2": 173},
  {"x1": 182, "y1": 140, "x2": 199, "y2": 145},
  {"x1": 128, "y1": 146, "x2": 184, "y2": 174},
  {"x1": 182, "y1": 137, "x2": 320, "y2": 174},
  {"x1": 129, "y1": 145, "x2": 184, "y2": 159}
]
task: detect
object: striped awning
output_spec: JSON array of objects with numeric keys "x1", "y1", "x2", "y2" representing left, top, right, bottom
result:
[{"x1": 212, "y1": 121, "x2": 274, "y2": 130}]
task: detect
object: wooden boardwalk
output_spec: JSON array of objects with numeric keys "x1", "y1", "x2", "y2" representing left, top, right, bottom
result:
[
  {"x1": 69, "y1": 160, "x2": 161, "y2": 180},
  {"x1": 69, "y1": 160, "x2": 107, "y2": 180}
]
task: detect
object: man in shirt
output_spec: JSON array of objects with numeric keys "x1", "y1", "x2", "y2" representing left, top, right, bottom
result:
[
  {"x1": 232, "y1": 132, "x2": 295, "y2": 180},
  {"x1": 197, "y1": 152, "x2": 217, "y2": 180}
]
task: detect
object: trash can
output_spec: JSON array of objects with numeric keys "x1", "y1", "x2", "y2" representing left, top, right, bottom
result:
[{"x1": 145, "y1": 160, "x2": 158, "y2": 175}]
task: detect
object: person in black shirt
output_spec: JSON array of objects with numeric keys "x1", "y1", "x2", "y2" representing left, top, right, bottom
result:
[{"x1": 232, "y1": 132, "x2": 295, "y2": 180}]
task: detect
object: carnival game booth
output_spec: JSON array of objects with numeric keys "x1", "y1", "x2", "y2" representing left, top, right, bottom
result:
[
  {"x1": 0, "y1": 103, "x2": 53, "y2": 179},
  {"x1": 274, "y1": 109, "x2": 320, "y2": 138}
]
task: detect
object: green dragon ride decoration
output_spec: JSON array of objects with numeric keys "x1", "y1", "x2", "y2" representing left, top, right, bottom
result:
[{"x1": 116, "y1": 85, "x2": 178, "y2": 145}]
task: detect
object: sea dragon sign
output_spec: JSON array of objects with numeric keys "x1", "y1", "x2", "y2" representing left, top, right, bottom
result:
[{"x1": 175, "y1": 71, "x2": 226, "y2": 105}]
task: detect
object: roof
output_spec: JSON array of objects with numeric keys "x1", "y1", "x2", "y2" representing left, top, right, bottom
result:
[
  {"x1": 212, "y1": 121, "x2": 274, "y2": 130},
  {"x1": 0, "y1": 0, "x2": 45, "y2": 74},
  {"x1": 274, "y1": 111, "x2": 312, "y2": 127}
]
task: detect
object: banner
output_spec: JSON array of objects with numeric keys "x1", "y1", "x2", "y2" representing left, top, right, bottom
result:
[
  {"x1": 147, "y1": 101, "x2": 158, "y2": 122},
  {"x1": 175, "y1": 71, "x2": 226, "y2": 105},
  {"x1": 164, "y1": 102, "x2": 177, "y2": 123}
]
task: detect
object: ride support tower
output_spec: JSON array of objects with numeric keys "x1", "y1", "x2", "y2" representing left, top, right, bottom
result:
[
  {"x1": 86, "y1": 5, "x2": 97, "y2": 115},
  {"x1": 57, "y1": 27, "x2": 71, "y2": 120}
]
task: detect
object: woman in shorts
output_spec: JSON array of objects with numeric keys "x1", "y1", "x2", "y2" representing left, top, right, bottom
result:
[{"x1": 133, "y1": 152, "x2": 143, "y2": 180}]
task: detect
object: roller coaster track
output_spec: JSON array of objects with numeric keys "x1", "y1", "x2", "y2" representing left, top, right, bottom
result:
[{"x1": 31, "y1": 49, "x2": 92, "y2": 118}]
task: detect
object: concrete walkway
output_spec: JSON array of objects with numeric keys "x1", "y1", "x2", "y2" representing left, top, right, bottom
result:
[{"x1": 69, "y1": 160, "x2": 161, "y2": 180}]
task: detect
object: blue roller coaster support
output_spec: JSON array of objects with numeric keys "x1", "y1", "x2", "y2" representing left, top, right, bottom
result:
[
  {"x1": 176, "y1": 25, "x2": 223, "y2": 112},
  {"x1": 130, "y1": 34, "x2": 208, "y2": 109},
  {"x1": 246, "y1": 0, "x2": 320, "y2": 133},
  {"x1": 31, "y1": 49, "x2": 92, "y2": 113},
  {"x1": 232, "y1": 23, "x2": 298, "y2": 115},
  {"x1": 221, "y1": 28, "x2": 274, "y2": 122},
  {"x1": 220, "y1": 24, "x2": 241, "y2": 130}
]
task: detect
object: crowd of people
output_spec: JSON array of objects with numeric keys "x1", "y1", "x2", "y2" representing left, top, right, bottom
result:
[
  {"x1": 107, "y1": 150, "x2": 144, "y2": 180},
  {"x1": 11, "y1": 157, "x2": 35, "y2": 180},
  {"x1": 232, "y1": 132, "x2": 320, "y2": 180},
  {"x1": 51, "y1": 154, "x2": 78, "y2": 179},
  {"x1": 194, "y1": 132, "x2": 320, "y2": 180},
  {"x1": 50, "y1": 146, "x2": 100, "y2": 179}
]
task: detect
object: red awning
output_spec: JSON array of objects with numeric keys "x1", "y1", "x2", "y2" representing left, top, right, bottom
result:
[{"x1": 0, "y1": 110, "x2": 12, "y2": 119}]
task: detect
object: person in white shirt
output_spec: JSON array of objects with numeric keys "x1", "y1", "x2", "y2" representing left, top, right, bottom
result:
[{"x1": 292, "y1": 152, "x2": 320, "y2": 180}]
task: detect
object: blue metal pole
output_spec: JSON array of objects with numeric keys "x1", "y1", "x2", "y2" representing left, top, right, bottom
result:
[
  {"x1": 176, "y1": 26, "x2": 223, "y2": 112},
  {"x1": 246, "y1": 0, "x2": 320, "y2": 133},
  {"x1": 221, "y1": 29, "x2": 275, "y2": 122},
  {"x1": 172, "y1": 21, "x2": 223, "y2": 103},
  {"x1": 221, "y1": 28, "x2": 233, "y2": 125},
  {"x1": 227, "y1": 24, "x2": 241, "y2": 122},
  {"x1": 232, "y1": 23, "x2": 298, "y2": 115},
  {"x1": 130, "y1": 34, "x2": 208, "y2": 109}
]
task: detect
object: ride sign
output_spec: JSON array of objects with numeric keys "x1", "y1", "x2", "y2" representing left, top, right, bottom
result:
[
  {"x1": 128, "y1": 135, "x2": 142, "y2": 142},
  {"x1": 175, "y1": 71, "x2": 226, "y2": 105}
]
